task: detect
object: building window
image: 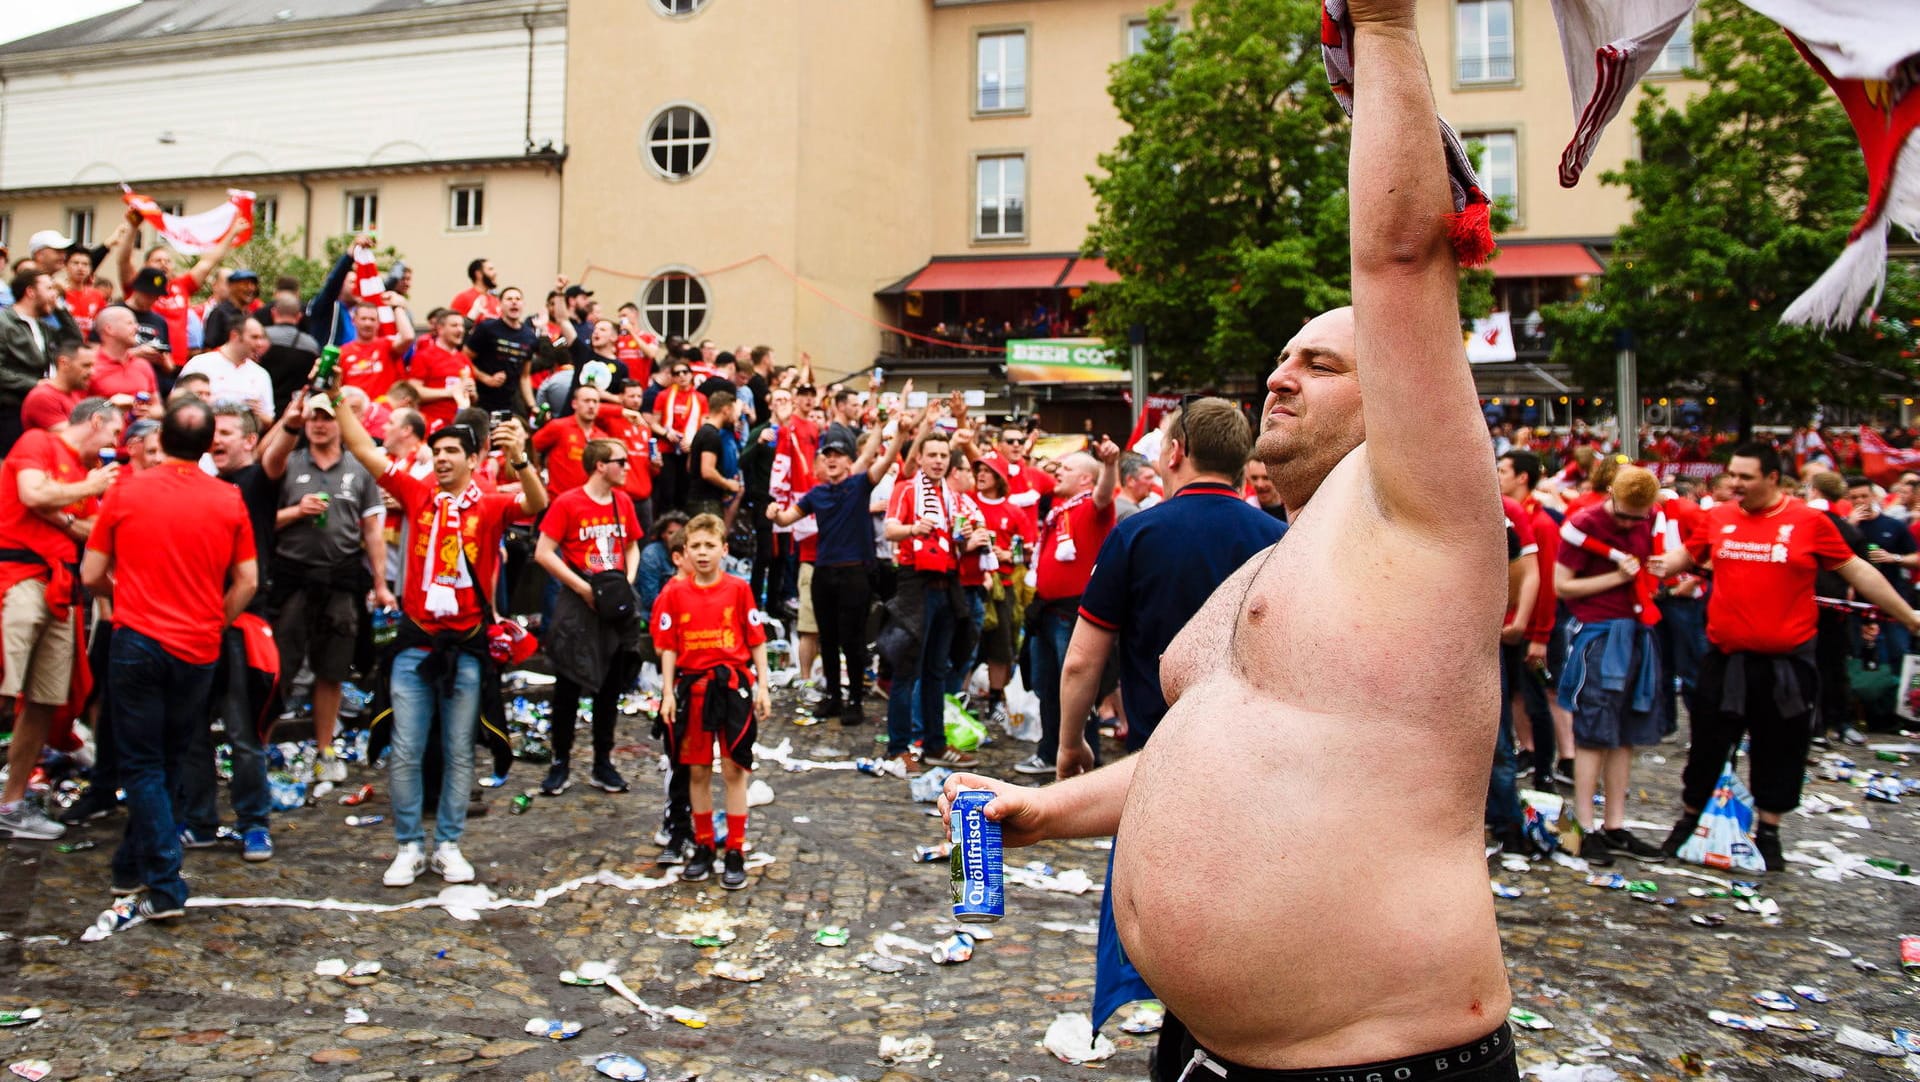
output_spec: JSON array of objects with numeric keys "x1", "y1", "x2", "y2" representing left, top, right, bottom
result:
[
  {"x1": 157, "y1": 200, "x2": 185, "y2": 218},
  {"x1": 976, "y1": 30, "x2": 1028, "y2": 113},
  {"x1": 66, "y1": 207, "x2": 96, "y2": 247},
  {"x1": 1647, "y1": 13, "x2": 1693, "y2": 74},
  {"x1": 651, "y1": 0, "x2": 707, "y2": 15},
  {"x1": 0, "y1": 213, "x2": 10, "y2": 251},
  {"x1": 255, "y1": 196, "x2": 279, "y2": 234},
  {"x1": 642, "y1": 268, "x2": 709, "y2": 340},
  {"x1": 1455, "y1": 0, "x2": 1514, "y2": 84},
  {"x1": 346, "y1": 190, "x2": 379, "y2": 233},
  {"x1": 644, "y1": 105, "x2": 713, "y2": 180},
  {"x1": 449, "y1": 184, "x2": 485, "y2": 231},
  {"x1": 976, "y1": 154, "x2": 1026, "y2": 240},
  {"x1": 1126, "y1": 14, "x2": 1178, "y2": 57},
  {"x1": 1467, "y1": 131, "x2": 1518, "y2": 216}
]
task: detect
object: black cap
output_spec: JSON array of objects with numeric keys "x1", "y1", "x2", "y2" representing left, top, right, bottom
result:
[
  {"x1": 818, "y1": 427, "x2": 857, "y2": 458},
  {"x1": 130, "y1": 268, "x2": 167, "y2": 296},
  {"x1": 563, "y1": 285, "x2": 594, "y2": 299}
]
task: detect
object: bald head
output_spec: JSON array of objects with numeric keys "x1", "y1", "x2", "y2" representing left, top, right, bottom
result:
[
  {"x1": 1255, "y1": 304, "x2": 1365, "y2": 512},
  {"x1": 1057, "y1": 452, "x2": 1103, "y2": 495}
]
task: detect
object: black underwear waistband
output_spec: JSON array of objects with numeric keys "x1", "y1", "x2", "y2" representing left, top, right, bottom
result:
[{"x1": 1177, "y1": 1023, "x2": 1516, "y2": 1082}]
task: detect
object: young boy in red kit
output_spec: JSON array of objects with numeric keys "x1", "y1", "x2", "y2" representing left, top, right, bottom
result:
[{"x1": 653, "y1": 513, "x2": 772, "y2": 889}]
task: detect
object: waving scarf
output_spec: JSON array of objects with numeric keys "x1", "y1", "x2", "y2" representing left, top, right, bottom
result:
[{"x1": 422, "y1": 482, "x2": 483, "y2": 618}]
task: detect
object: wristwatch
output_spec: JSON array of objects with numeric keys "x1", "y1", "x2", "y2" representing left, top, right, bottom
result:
[{"x1": 510, "y1": 458, "x2": 531, "y2": 471}]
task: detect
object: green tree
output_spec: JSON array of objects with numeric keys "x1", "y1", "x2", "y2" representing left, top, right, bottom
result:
[
  {"x1": 1080, "y1": 0, "x2": 1351, "y2": 389},
  {"x1": 230, "y1": 226, "x2": 404, "y2": 300},
  {"x1": 1544, "y1": 0, "x2": 1919, "y2": 437}
]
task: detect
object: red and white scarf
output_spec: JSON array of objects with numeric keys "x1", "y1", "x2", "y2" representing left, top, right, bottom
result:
[
  {"x1": 1560, "y1": 508, "x2": 1672, "y2": 626},
  {"x1": 1321, "y1": 0, "x2": 1496, "y2": 266},
  {"x1": 422, "y1": 481, "x2": 483, "y2": 617},
  {"x1": 661, "y1": 387, "x2": 705, "y2": 451},
  {"x1": 352, "y1": 245, "x2": 399, "y2": 337},
  {"x1": 902, "y1": 471, "x2": 957, "y2": 570},
  {"x1": 769, "y1": 423, "x2": 818, "y2": 540}
]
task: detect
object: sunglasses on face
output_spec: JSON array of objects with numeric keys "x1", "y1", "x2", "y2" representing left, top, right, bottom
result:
[
  {"x1": 672, "y1": 369, "x2": 690, "y2": 377},
  {"x1": 606, "y1": 458, "x2": 630, "y2": 467}
]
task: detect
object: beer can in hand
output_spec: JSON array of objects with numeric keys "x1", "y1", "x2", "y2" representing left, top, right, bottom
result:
[{"x1": 949, "y1": 788, "x2": 1004, "y2": 923}]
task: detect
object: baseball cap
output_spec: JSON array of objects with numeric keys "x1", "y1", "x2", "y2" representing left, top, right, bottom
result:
[
  {"x1": 308, "y1": 395, "x2": 338, "y2": 415},
  {"x1": 229, "y1": 269, "x2": 260, "y2": 283},
  {"x1": 563, "y1": 284, "x2": 594, "y2": 299},
  {"x1": 818, "y1": 428, "x2": 857, "y2": 458},
  {"x1": 27, "y1": 229, "x2": 75, "y2": 255},
  {"x1": 130, "y1": 268, "x2": 168, "y2": 296}
]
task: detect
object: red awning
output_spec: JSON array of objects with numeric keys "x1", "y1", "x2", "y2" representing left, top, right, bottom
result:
[
  {"x1": 1059, "y1": 256, "x2": 1121, "y2": 288},
  {"x1": 1490, "y1": 243, "x2": 1604, "y2": 279},
  {"x1": 903, "y1": 257, "x2": 1073, "y2": 292}
]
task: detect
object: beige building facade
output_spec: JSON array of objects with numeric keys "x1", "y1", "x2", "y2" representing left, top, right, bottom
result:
[{"x1": 2, "y1": 0, "x2": 1695, "y2": 399}]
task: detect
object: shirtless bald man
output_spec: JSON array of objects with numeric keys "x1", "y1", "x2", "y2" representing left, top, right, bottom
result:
[{"x1": 942, "y1": 3, "x2": 1514, "y2": 1079}]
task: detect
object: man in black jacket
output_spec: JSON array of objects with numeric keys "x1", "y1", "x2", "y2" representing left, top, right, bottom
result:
[{"x1": 0, "y1": 271, "x2": 80, "y2": 456}]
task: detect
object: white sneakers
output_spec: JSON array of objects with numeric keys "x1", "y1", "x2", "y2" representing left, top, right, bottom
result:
[
  {"x1": 430, "y1": 842, "x2": 475, "y2": 883},
  {"x1": 316, "y1": 755, "x2": 348, "y2": 784},
  {"x1": 384, "y1": 841, "x2": 476, "y2": 886},
  {"x1": 384, "y1": 843, "x2": 426, "y2": 887}
]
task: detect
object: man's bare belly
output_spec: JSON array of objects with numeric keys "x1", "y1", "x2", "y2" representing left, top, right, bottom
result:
[{"x1": 1112, "y1": 454, "x2": 1511, "y2": 1069}]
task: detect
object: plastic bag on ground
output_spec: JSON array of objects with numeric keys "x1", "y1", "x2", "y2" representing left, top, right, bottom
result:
[
  {"x1": 944, "y1": 696, "x2": 987, "y2": 752},
  {"x1": 1676, "y1": 759, "x2": 1766, "y2": 874},
  {"x1": 1044, "y1": 1012, "x2": 1116, "y2": 1064},
  {"x1": 910, "y1": 767, "x2": 954, "y2": 804},
  {"x1": 1003, "y1": 672, "x2": 1042, "y2": 743}
]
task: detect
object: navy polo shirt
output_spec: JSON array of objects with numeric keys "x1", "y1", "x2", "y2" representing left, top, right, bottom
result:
[
  {"x1": 798, "y1": 472, "x2": 878, "y2": 565},
  {"x1": 1077, "y1": 480, "x2": 1287, "y2": 749}
]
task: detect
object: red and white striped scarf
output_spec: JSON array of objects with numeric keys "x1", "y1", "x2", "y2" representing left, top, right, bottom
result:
[
  {"x1": 422, "y1": 481, "x2": 484, "y2": 618},
  {"x1": 352, "y1": 245, "x2": 398, "y2": 337}
]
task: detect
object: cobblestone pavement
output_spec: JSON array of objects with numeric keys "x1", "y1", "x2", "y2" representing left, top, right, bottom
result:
[{"x1": 2, "y1": 692, "x2": 1918, "y2": 1082}]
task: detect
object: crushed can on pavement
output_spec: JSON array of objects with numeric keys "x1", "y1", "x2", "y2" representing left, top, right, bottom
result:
[
  {"x1": 594, "y1": 1052, "x2": 650, "y2": 1080},
  {"x1": 1894, "y1": 1028, "x2": 1920, "y2": 1055},
  {"x1": 1118, "y1": 1001, "x2": 1166, "y2": 1034},
  {"x1": 1751, "y1": 990, "x2": 1797, "y2": 1011},
  {"x1": 913, "y1": 842, "x2": 951, "y2": 863},
  {"x1": 710, "y1": 961, "x2": 764, "y2": 983},
  {"x1": 664, "y1": 1006, "x2": 707, "y2": 1028},
  {"x1": 812, "y1": 926, "x2": 850, "y2": 947},
  {"x1": 344, "y1": 815, "x2": 383, "y2": 828},
  {"x1": 1901, "y1": 934, "x2": 1920, "y2": 977},
  {"x1": 339, "y1": 784, "x2": 375, "y2": 806},
  {"x1": 0, "y1": 1009, "x2": 41, "y2": 1028},
  {"x1": 1690, "y1": 913, "x2": 1728, "y2": 927},
  {"x1": 524, "y1": 1017, "x2": 583, "y2": 1040},
  {"x1": 1707, "y1": 1010, "x2": 1770, "y2": 1032},
  {"x1": 930, "y1": 931, "x2": 975, "y2": 964},
  {"x1": 8, "y1": 1060, "x2": 51, "y2": 1081},
  {"x1": 1792, "y1": 985, "x2": 1829, "y2": 1003}
]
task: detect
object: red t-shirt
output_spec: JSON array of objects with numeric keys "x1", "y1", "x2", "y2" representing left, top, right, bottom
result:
[
  {"x1": 339, "y1": 336, "x2": 403, "y2": 400},
  {"x1": 65, "y1": 286, "x2": 107, "y2": 337},
  {"x1": 774, "y1": 418, "x2": 821, "y2": 562},
  {"x1": 0, "y1": 429, "x2": 94, "y2": 558},
  {"x1": 974, "y1": 495, "x2": 1036, "y2": 586},
  {"x1": 651, "y1": 573, "x2": 766, "y2": 673},
  {"x1": 993, "y1": 455, "x2": 1053, "y2": 511},
  {"x1": 614, "y1": 334, "x2": 653, "y2": 385},
  {"x1": 380, "y1": 466, "x2": 526, "y2": 633},
  {"x1": 1036, "y1": 491, "x2": 1116, "y2": 600},
  {"x1": 1522, "y1": 499, "x2": 1558, "y2": 642},
  {"x1": 87, "y1": 351, "x2": 159, "y2": 401},
  {"x1": 1557, "y1": 502, "x2": 1652, "y2": 624},
  {"x1": 1563, "y1": 490, "x2": 1606, "y2": 516},
  {"x1": 594, "y1": 411, "x2": 656, "y2": 502},
  {"x1": 888, "y1": 473, "x2": 965, "y2": 574},
  {"x1": 20, "y1": 383, "x2": 89, "y2": 432},
  {"x1": 87, "y1": 460, "x2": 256, "y2": 665},
  {"x1": 1687, "y1": 496, "x2": 1854, "y2": 654},
  {"x1": 152, "y1": 275, "x2": 198, "y2": 369},
  {"x1": 653, "y1": 386, "x2": 707, "y2": 455},
  {"x1": 450, "y1": 288, "x2": 501, "y2": 322},
  {"x1": 531, "y1": 418, "x2": 595, "y2": 496},
  {"x1": 539, "y1": 486, "x2": 641, "y2": 575},
  {"x1": 1502, "y1": 496, "x2": 1537, "y2": 623},
  {"x1": 406, "y1": 339, "x2": 472, "y2": 431}
]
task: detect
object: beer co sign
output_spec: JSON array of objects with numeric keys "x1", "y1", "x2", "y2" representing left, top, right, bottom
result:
[{"x1": 1004, "y1": 338, "x2": 1128, "y2": 384}]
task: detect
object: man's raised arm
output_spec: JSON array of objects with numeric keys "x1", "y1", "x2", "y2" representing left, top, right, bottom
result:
[{"x1": 1348, "y1": 3, "x2": 1492, "y2": 530}]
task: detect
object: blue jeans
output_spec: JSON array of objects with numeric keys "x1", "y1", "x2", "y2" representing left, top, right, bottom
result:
[
  {"x1": 388, "y1": 647, "x2": 480, "y2": 847},
  {"x1": 1030, "y1": 603, "x2": 1078, "y2": 765},
  {"x1": 887, "y1": 573, "x2": 956, "y2": 759},
  {"x1": 1657, "y1": 594, "x2": 1707, "y2": 720},
  {"x1": 175, "y1": 627, "x2": 272, "y2": 835},
  {"x1": 1487, "y1": 648, "x2": 1522, "y2": 832},
  {"x1": 109, "y1": 626, "x2": 216, "y2": 912},
  {"x1": 947, "y1": 587, "x2": 988, "y2": 698}
]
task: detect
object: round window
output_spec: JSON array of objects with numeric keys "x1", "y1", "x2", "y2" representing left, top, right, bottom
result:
[{"x1": 643, "y1": 105, "x2": 713, "y2": 180}]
